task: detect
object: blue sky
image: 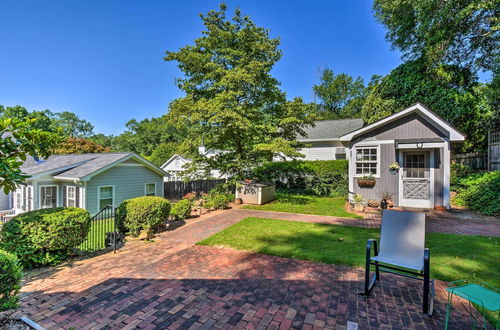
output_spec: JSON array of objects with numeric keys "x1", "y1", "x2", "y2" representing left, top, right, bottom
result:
[{"x1": 0, "y1": 0, "x2": 401, "y2": 135}]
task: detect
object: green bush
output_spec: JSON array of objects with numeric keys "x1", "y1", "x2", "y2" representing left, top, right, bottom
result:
[
  {"x1": 453, "y1": 170, "x2": 500, "y2": 216},
  {"x1": 0, "y1": 250, "x2": 22, "y2": 312},
  {"x1": 253, "y1": 160, "x2": 348, "y2": 197},
  {"x1": 116, "y1": 196, "x2": 171, "y2": 236},
  {"x1": 170, "y1": 199, "x2": 193, "y2": 221},
  {"x1": 0, "y1": 207, "x2": 91, "y2": 268},
  {"x1": 450, "y1": 163, "x2": 475, "y2": 190},
  {"x1": 204, "y1": 193, "x2": 231, "y2": 210}
]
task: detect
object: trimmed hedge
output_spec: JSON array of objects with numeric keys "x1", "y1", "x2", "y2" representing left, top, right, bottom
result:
[
  {"x1": 0, "y1": 250, "x2": 22, "y2": 312},
  {"x1": 253, "y1": 160, "x2": 348, "y2": 197},
  {"x1": 116, "y1": 196, "x2": 171, "y2": 236},
  {"x1": 453, "y1": 170, "x2": 500, "y2": 216},
  {"x1": 0, "y1": 207, "x2": 91, "y2": 268},
  {"x1": 170, "y1": 199, "x2": 193, "y2": 221}
]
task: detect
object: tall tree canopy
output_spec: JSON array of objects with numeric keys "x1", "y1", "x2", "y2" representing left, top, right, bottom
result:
[
  {"x1": 361, "y1": 59, "x2": 493, "y2": 152},
  {"x1": 165, "y1": 5, "x2": 314, "y2": 177},
  {"x1": 313, "y1": 68, "x2": 366, "y2": 119},
  {"x1": 53, "y1": 137, "x2": 111, "y2": 154},
  {"x1": 373, "y1": 0, "x2": 499, "y2": 72},
  {"x1": 0, "y1": 117, "x2": 62, "y2": 193}
]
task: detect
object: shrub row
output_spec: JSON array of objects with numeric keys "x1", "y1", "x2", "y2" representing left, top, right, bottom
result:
[
  {"x1": 253, "y1": 160, "x2": 348, "y2": 197},
  {"x1": 0, "y1": 249, "x2": 22, "y2": 312},
  {"x1": 452, "y1": 170, "x2": 500, "y2": 216},
  {"x1": 116, "y1": 196, "x2": 171, "y2": 236}
]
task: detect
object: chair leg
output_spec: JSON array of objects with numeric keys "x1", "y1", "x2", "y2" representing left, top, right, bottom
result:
[
  {"x1": 423, "y1": 249, "x2": 431, "y2": 314},
  {"x1": 364, "y1": 239, "x2": 378, "y2": 295}
]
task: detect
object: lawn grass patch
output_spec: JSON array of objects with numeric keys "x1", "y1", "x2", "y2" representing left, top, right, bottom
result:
[
  {"x1": 199, "y1": 217, "x2": 500, "y2": 287},
  {"x1": 241, "y1": 193, "x2": 360, "y2": 218}
]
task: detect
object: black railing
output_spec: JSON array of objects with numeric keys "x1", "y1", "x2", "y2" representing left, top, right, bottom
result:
[{"x1": 78, "y1": 205, "x2": 121, "y2": 254}]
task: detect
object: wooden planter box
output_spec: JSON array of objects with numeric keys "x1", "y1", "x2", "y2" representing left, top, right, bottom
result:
[{"x1": 357, "y1": 178, "x2": 376, "y2": 188}]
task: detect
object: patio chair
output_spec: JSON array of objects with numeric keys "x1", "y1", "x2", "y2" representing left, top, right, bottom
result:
[{"x1": 363, "y1": 210, "x2": 434, "y2": 315}]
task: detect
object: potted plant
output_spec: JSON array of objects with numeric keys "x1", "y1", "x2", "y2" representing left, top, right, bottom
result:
[
  {"x1": 352, "y1": 194, "x2": 365, "y2": 212},
  {"x1": 389, "y1": 162, "x2": 400, "y2": 174},
  {"x1": 378, "y1": 189, "x2": 395, "y2": 209},
  {"x1": 357, "y1": 174, "x2": 376, "y2": 188}
]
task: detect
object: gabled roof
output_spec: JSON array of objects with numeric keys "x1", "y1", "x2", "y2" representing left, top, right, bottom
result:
[
  {"x1": 339, "y1": 103, "x2": 466, "y2": 142},
  {"x1": 160, "y1": 154, "x2": 192, "y2": 169},
  {"x1": 22, "y1": 153, "x2": 166, "y2": 181},
  {"x1": 297, "y1": 118, "x2": 364, "y2": 142}
]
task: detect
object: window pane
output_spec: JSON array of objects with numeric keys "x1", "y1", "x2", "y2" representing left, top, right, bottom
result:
[
  {"x1": 100, "y1": 187, "x2": 113, "y2": 198},
  {"x1": 145, "y1": 183, "x2": 156, "y2": 196},
  {"x1": 99, "y1": 198, "x2": 112, "y2": 210}
]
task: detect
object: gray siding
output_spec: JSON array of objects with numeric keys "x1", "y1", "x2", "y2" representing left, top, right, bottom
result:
[
  {"x1": 85, "y1": 160, "x2": 164, "y2": 214},
  {"x1": 356, "y1": 113, "x2": 448, "y2": 141},
  {"x1": 0, "y1": 191, "x2": 11, "y2": 210},
  {"x1": 353, "y1": 143, "x2": 400, "y2": 205}
]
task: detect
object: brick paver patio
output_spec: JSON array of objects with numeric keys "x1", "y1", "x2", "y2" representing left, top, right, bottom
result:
[{"x1": 18, "y1": 209, "x2": 497, "y2": 329}]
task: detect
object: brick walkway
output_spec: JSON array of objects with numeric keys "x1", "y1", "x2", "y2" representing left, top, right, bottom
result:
[{"x1": 18, "y1": 209, "x2": 495, "y2": 329}]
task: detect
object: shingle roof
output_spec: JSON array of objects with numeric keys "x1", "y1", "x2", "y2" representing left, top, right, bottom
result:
[
  {"x1": 298, "y1": 118, "x2": 364, "y2": 141},
  {"x1": 21, "y1": 153, "x2": 133, "y2": 179}
]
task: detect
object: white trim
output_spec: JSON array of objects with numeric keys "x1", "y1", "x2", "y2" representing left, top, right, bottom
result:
[
  {"x1": 39, "y1": 185, "x2": 59, "y2": 209},
  {"x1": 81, "y1": 184, "x2": 87, "y2": 210},
  {"x1": 116, "y1": 163, "x2": 145, "y2": 167},
  {"x1": 144, "y1": 182, "x2": 157, "y2": 196},
  {"x1": 297, "y1": 138, "x2": 341, "y2": 142},
  {"x1": 66, "y1": 186, "x2": 77, "y2": 207},
  {"x1": 52, "y1": 176, "x2": 81, "y2": 181},
  {"x1": 398, "y1": 150, "x2": 434, "y2": 208},
  {"x1": 352, "y1": 140, "x2": 395, "y2": 146},
  {"x1": 443, "y1": 141, "x2": 451, "y2": 209},
  {"x1": 353, "y1": 145, "x2": 381, "y2": 178},
  {"x1": 340, "y1": 103, "x2": 465, "y2": 142},
  {"x1": 97, "y1": 185, "x2": 115, "y2": 210},
  {"x1": 397, "y1": 142, "x2": 445, "y2": 149},
  {"x1": 160, "y1": 154, "x2": 192, "y2": 170}
]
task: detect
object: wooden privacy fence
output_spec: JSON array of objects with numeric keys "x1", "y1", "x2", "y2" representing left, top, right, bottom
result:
[
  {"x1": 451, "y1": 152, "x2": 488, "y2": 170},
  {"x1": 164, "y1": 179, "x2": 226, "y2": 200}
]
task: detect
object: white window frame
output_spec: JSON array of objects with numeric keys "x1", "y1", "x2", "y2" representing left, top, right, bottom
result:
[
  {"x1": 66, "y1": 186, "x2": 77, "y2": 207},
  {"x1": 353, "y1": 146, "x2": 380, "y2": 178},
  {"x1": 97, "y1": 185, "x2": 115, "y2": 210},
  {"x1": 39, "y1": 185, "x2": 58, "y2": 209},
  {"x1": 144, "y1": 182, "x2": 157, "y2": 196}
]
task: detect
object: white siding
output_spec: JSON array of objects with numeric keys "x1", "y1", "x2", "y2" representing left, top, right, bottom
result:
[{"x1": 298, "y1": 141, "x2": 345, "y2": 161}]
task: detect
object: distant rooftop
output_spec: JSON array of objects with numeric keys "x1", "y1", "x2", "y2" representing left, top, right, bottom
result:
[{"x1": 298, "y1": 118, "x2": 364, "y2": 141}]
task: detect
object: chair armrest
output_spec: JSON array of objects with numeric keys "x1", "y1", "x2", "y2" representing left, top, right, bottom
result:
[{"x1": 366, "y1": 239, "x2": 378, "y2": 259}]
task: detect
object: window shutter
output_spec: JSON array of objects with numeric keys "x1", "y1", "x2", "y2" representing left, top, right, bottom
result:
[
  {"x1": 63, "y1": 186, "x2": 67, "y2": 207},
  {"x1": 76, "y1": 187, "x2": 81, "y2": 208}
]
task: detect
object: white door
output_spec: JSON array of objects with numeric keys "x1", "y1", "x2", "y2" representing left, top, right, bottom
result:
[{"x1": 399, "y1": 151, "x2": 434, "y2": 208}]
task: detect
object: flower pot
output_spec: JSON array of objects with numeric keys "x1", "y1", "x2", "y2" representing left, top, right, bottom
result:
[
  {"x1": 139, "y1": 229, "x2": 154, "y2": 240},
  {"x1": 380, "y1": 199, "x2": 388, "y2": 210},
  {"x1": 234, "y1": 198, "x2": 243, "y2": 205},
  {"x1": 389, "y1": 168, "x2": 399, "y2": 175},
  {"x1": 353, "y1": 202, "x2": 364, "y2": 212},
  {"x1": 387, "y1": 200, "x2": 394, "y2": 208},
  {"x1": 357, "y1": 178, "x2": 376, "y2": 188}
]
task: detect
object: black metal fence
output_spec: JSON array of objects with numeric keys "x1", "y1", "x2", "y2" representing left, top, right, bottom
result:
[
  {"x1": 78, "y1": 205, "x2": 120, "y2": 254},
  {"x1": 164, "y1": 179, "x2": 226, "y2": 200}
]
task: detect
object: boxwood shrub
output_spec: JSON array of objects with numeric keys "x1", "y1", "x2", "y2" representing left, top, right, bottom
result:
[
  {"x1": 0, "y1": 207, "x2": 91, "y2": 268},
  {"x1": 253, "y1": 160, "x2": 348, "y2": 197},
  {"x1": 116, "y1": 196, "x2": 171, "y2": 236},
  {"x1": 453, "y1": 170, "x2": 500, "y2": 216},
  {"x1": 0, "y1": 249, "x2": 22, "y2": 312},
  {"x1": 170, "y1": 199, "x2": 192, "y2": 221}
]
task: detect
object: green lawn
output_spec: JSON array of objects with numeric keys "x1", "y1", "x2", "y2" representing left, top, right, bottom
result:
[
  {"x1": 241, "y1": 193, "x2": 361, "y2": 218},
  {"x1": 199, "y1": 217, "x2": 500, "y2": 287}
]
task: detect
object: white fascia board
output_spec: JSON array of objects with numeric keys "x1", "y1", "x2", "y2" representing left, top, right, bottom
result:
[
  {"x1": 297, "y1": 138, "x2": 341, "y2": 142},
  {"x1": 339, "y1": 103, "x2": 465, "y2": 142}
]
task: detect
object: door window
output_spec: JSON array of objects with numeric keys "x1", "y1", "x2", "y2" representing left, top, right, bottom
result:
[{"x1": 404, "y1": 153, "x2": 427, "y2": 178}]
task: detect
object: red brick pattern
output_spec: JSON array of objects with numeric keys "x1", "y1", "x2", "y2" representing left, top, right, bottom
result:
[{"x1": 18, "y1": 208, "x2": 497, "y2": 329}]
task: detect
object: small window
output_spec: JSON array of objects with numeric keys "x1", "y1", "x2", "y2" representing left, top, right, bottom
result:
[
  {"x1": 40, "y1": 186, "x2": 58, "y2": 209},
  {"x1": 145, "y1": 183, "x2": 156, "y2": 196},
  {"x1": 355, "y1": 147, "x2": 379, "y2": 176},
  {"x1": 98, "y1": 186, "x2": 113, "y2": 210},
  {"x1": 67, "y1": 186, "x2": 77, "y2": 207}
]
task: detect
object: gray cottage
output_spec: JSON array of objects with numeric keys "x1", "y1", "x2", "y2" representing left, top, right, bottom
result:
[
  {"x1": 339, "y1": 103, "x2": 465, "y2": 209},
  {"x1": 1, "y1": 153, "x2": 166, "y2": 216}
]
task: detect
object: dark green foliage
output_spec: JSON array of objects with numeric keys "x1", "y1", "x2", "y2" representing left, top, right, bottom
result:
[
  {"x1": 0, "y1": 250, "x2": 22, "y2": 311},
  {"x1": 453, "y1": 170, "x2": 500, "y2": 216},
  {"x1": 170, "y1": 199, "x2": 193, "y2": 221},
  {"x1": 115, "y1": 196, "x2": 171, "y2": 236},
  {"x1": 253, "y1": 160, "x2": 348, "y2": 197},
  {"x1": 0, "y1": 208, "x2": 91, "y2": 268},
  {"x1": 204, "y1": 194, "x2": 231, "y2": 210},
  {"x1": 450, "y1": 163, "x2": 475, "y2": 189}
]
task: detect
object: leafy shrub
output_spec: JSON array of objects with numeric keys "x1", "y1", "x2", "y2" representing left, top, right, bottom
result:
[
  {"x1": 170, "y1": 199, "x2": 193, "y2": 221},
  {"x1": 204, "y1": 193, "x2": 231, "y2": 209},
  {"x1": 0, "y1": 250, "x2": 22, "y2": 311},
  {"x1": 116, "y1": 196, "x2": 171, "y2": 236},
  {"x1": 0, "y1": 207, "x2": 91, "y2": 268},
  {"x1": 453, "y1": 170, "x2": 500, "y2": 215},
  {"x1": 450, "y1": 163, "x2": 475, "y2": 190},
  {"x1": 253, "y1": 160, "x2": 348, "y2": 197}
]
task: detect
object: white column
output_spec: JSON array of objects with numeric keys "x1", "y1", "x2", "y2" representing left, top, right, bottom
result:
[{"x1": 443, "y1": 142, "x2": 451, "y2": 209}]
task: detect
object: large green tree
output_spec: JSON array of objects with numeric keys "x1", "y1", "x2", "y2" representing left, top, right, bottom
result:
[
  {"x1": 313, "y1": 68, "x2": 366, "y2": 119},
  {"x1": 361, "y1": 59, "x2": 493, "y2": 152},
  {"x1": 164, "y1": 5, "x2": 314, "y2": 178},
  {"x1": 0, "y1": 117, "x2": 62, "y2": 193},
  {"x1": 373, "y1": 0, "x2": 499, "y2": 72}
]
